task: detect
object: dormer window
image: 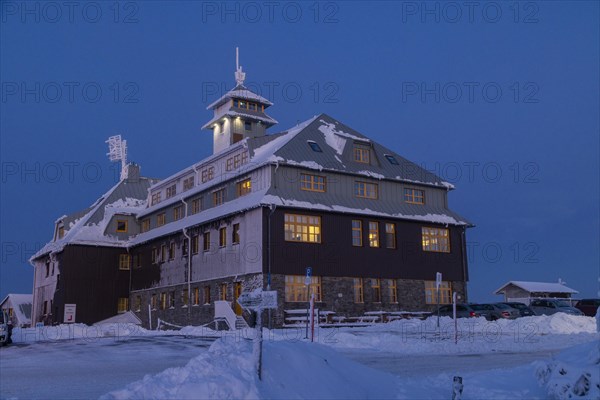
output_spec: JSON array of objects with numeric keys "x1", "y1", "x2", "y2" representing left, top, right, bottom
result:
[
  {"x1": 56, "y1": 225, "x2": 65, "y2": 240},
  {"x1": 354, "y1": 146, "x2": 370, "y2": 164},
  {"x1": 151, "y1": 192, "x2": 161, "y2": 206},
  {"x1": 183, "y1": 176, "x2": 194, "y2": 191},
  {"x1": 308, "y1": 141, "x2": 322, "y2": 152},
  {"x1": 166, "y1": 184, "x2": 177, "y2": 199},
  {"x1": 384, "y1": 154, "x2": 399, "y2": 165},
  {"x1": 116, "y1": 220, "x2": 128, "y2": 233}
]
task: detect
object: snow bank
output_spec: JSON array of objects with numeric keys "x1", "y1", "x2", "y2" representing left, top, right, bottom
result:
[
  {"x1": 102, "y1": 337, "x2": 409, "y2": 400},
  {"x1": 534, "y1": 340, "x2": 600, "y2": 399},
  {"x1": 102, "y1": 339, "x2": 260, "y2": 400}
]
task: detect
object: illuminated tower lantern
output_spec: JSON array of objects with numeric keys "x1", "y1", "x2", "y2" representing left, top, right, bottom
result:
[{"x1": 202, "y1": 47, "x2": 278, "y2": 154}]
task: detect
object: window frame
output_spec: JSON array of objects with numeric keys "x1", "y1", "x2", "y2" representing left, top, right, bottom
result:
[
  {"x1": 307, "y1": 141, "x2": 323, "y2": 152},
  {"x1": 368, "y1": 221, "x2": 379, "y2": 248},
  {"x1": 166, "y1": 184, "x2": 177, "y2": 199},
  {"x1": 191, "y1": 197, "x2": 203, "y2": 214},
  {"x1": 354, "y1": 181, "x2": 378, "y2": 199},
  {"x1": 284, "y1": 213, "x2": 322, "y2": 244},
  {"x1": 183, "y1": 176, "x2": 194, "y2": 191},
  {"x1": 213, "y1": 188, "x2": 225, "y2": 206},
  {"x1": 157, "y1": 213, "x2": 166, "y2": 227},
  {"x1": 174, "y1": 205, "x2": 183, "y2": 221},
  {"x1": 116, "y1": 220, "x2": 128, "y2": 233},
  {"x1": 284, "y1": 275, "x2": 322, "y2": 302},
  {"x1": 236, "y1": 178, "x2": 252, "y2": 197},
  {"x1": 385, "y1": 223, "x2": 396, "y2": 249},
  {"x1": 219, "y1": 227, "x2": 227, "y2": 248},
  {"x1": 404, "y1": 188, "x2": 425, "y2": 205},
  {"x1": 141, "y1": 219, "x2": 150, "y2": 233},
  {"x1": 117, "y1": 298, "x2": 129, "y2": 313},
  {"x1": 388, "y1": 279, "x2": 398, "y2": 303},
  {"x1": 371, "y1": 278, "x2": 382, "y2": 303},
  {"x1": 232, "y1": 223, "x2": 240, "y2": 244},
  {"x1": 353, "y1": 278, "x2": 364, "y2": 303},
  {"x1": 424, "y1": 281, "x2": 452, "y2": 304},
  {"x1": 352, "y1": 220, "x2": 363, "y2": 247},
  {"x1": 119, "y1": 254, "x2": 131, "y2": 270},
  {"x1": 353, "y1": 147, "x2": 370, "y2": 164},
  {"x1": 203, "y1": 231, "x2": 211, "y2": 252},
  {"x1": 421, "y1": 227, "x2": 450, "y2": 253},
  {"x1": 300, "y1": 173, "x2": 326, "y2": 193}
]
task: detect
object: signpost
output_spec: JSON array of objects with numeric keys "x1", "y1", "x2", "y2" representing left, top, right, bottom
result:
[
  {"x1": 305, "y1": 267, "x2": 312, "y2": 339},
  {"x1": 452, "y1": 292, "x2": 458, "y2": 344},
  {"x1": 237, "y1": 289, "x2": 278, "y2": 381},
  {"x1": 436, "y1": 272, "x2": 442, "y2": 329}
]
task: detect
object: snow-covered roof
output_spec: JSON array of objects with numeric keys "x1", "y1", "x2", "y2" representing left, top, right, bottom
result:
[
  {"x1": 494, "y1": 281, "x2": 579, "y2": 295},
  {"x1": 31, "y1": 173, "x2": 157, "y2": 261},
  {"x1": 206, "y1": 84, "x2": 273, "y2": 110},
  {"x1": 0, "y1": 294, "x2": 33, "y2": 325}
]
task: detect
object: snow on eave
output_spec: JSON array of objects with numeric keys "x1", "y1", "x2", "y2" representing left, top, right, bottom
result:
[
  {"x1": 206, "y1": 87, "x2": 274, "y2": 110},
  {"x1": 261, "y1": 195, "x2": 469, "y2": 226}
]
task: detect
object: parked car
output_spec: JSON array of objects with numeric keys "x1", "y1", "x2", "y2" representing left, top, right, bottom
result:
[
  {"x1": 574, "y1": 299, "x2": 600, "y2": 317},
  {"x1": 501, "y1": 302, "x2": 535, "y2": 317},
  {"x1": 470, "y1": 303, "x2": 520, "y2": 320},
  {"x1": 529, "y1": 299, "x2": 584, "y2": 316},
  {"x1": 435, "y1": 304, "x2": 480, "y2": 318}
]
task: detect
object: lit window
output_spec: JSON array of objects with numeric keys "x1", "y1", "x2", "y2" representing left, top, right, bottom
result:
[
  {"x1": 116, "y1": 220, "x2": 128, "y2": 233},
  {"x1": 422, "y1": 227, "x2": 450, "y2": 253},
  {"x1": 307, "y1": 141, "x2": 323, "y2": 152},
  {"x1": 141, "y1": 219, "x2": 150, "y2": 233},
  {"x1": 404, "y1": 188, "x2": 425, "y2": 204},
  {"x1": 385, "y1": 223, "x2": 396, "y2": 249},
  {"x1": 353, "y1": 278, "x2": 364, "y2": 303},
  {"x1": 371, "y1": 279, "x2": 381, "y2": 303},
  {"x1": 284, "y1": 275, "x2": 322, "y2": 302},
  {"x1": 174, "y1": 206, "x2": 183, "y2": 221},
  {"x1": 213, "y1": 188, "x2": 225, "y2": 206},
  {"x1": 354, "y1": 181, "x2": 378, "y2": 199},
  {"x1": 183, "y1": 176, "x2": 194, "y2": 191},
  {"x1": 151, "y1": 192, "x2": 161, "y2": 206},
  {"x1": 192, "y1": 287, "x2": 200, "y2": 306},
  {"x1": 220, "y1": 283, "x2": 227, "y2": 301},
  {"x1": 300, "y1": 174, "x2": 326, "y2": 192},
  {"x1": 425, "y1": 281, "x2": 452, "y2": 304},
  {"x1": 368, "y1": 222, "x2": 379, "y2": 247},
  {"x1": 219, "y1": 227, "x2": 226, "y2": 247},
  {"x1": 352, "y1": 220, "x2": 362, "y2": 246},
  {"x1": 166, "y1": 184, "x2": 177, "y2": 199},
  {"x1": 119, "y1": 254, "x2": 131, "y2": 270},
  {"x1": 354, "y1": 147, "x2": 370, "y2": 163},
  {"x1": 388, "y1": 279, "x2": 398, "y2": 303},
  {"x1": 284, "y1": 213, "x2": 321, "y2": 243},
  {"x1": 160, "y1": 292, "x2": 167, "y2": 310},
  {"x1": 157, "y1": 213, "x2": 166, "y2": 227},
  {"x1": 232, "y1": 223, "x2": 240, "y2": 244},
  {"x1": 203, "y1": 232, "x2": 211, "y2": 252},
  {"x1": 384, "y1": 154, "x2": 399, "y2": 165},
  {"x1": 192, "y1": 235, "x2": 199, "y2": 254},
  {"x1": 237, "y1": 179, "x2": 251, "y2": 197},
  {"x1": 204, "y1": 286, "x2": 211, "y2": 304},
  {"x1": 201, "y1": 167, "x2": 215, "y2": 183},
  {"x1": 191, "y1": 198, "x2": 203, "y2": 214},
  {"x1": 117, "y1": 298, "x2": 129, "y2": 313}
]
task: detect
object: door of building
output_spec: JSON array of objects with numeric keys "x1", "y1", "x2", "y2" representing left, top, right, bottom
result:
[{"x1": 233, "y1": 282, "x2": 243, "y2": 316}]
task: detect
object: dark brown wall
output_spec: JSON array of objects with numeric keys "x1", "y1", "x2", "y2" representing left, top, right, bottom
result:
[
  {"x1": 266, "y1": 208, "x2": 468, "y2": 282},
  {"x1": 53, "y1": 245, "x2": 130, "y2": 324}
]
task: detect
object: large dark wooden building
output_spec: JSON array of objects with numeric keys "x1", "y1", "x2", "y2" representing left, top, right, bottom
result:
[{"x1": 30, "y1": 59, "x2": 472, "y2": 328}]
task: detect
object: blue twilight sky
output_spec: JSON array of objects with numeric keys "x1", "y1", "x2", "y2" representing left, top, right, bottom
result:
[{"x1": 1, "y1": 1, "x2": 598, "y2": 302}]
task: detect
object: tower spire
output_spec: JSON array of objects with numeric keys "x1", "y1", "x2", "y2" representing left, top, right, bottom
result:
[{"x1": 234, "y1": 47, "x2": 246, "y2": 86}]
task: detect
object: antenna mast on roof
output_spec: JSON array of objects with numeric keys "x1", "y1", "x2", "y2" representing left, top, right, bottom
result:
[
  {"x1": 106, "y1": 135, "x2": 128, "y2": 181},
  {"x1": 235, "y1": 47, "x2": 246, "y2": 86}
]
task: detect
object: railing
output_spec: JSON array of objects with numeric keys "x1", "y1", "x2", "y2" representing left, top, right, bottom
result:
[{"x1": 214, "y1": 300, "x2": 237, "y2": 330}]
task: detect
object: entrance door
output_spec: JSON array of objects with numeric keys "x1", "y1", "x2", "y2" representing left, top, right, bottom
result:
[{"x1": 233, "y1": 282, "x2": 243, "y2": 316}]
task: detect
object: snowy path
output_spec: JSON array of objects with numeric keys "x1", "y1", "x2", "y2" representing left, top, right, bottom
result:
[
  {"x1": 0, "y1": 336, "x2": 215, "y2": 399},
  {"x1": 340, "y1": 349, "x2": 559, "y2": 377}
]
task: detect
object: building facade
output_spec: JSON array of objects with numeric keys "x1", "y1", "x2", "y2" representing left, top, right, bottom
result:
[{"x1": 30, "y1": 59, "x2": 472, "y2": 328}]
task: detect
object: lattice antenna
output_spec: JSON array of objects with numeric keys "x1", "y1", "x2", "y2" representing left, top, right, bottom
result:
[
  {"x1": 234, "y1": 47, "x2": 246, "y2": 86},
  {"x1": 106, "y1": 135, "x2": 129, "y2": 180}
]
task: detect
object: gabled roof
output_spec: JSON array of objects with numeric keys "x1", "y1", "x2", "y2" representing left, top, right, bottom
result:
[
  {"x1": 494, "y1": 281, "x2": 579, "y2": 295},
  {"x1": 0, "y1": 294, "x2": 33, "y2": 324},
  {"x1": 206, "y1": 84, "x2": 273, "y2": 110},
  {"x1": 31, "y1": 173, "x2": 159, "y2": 261}
]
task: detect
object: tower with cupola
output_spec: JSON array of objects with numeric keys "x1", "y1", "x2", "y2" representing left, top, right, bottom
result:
[{"x1": 202, "y1": 48, "x2": 278, "y2": 154}]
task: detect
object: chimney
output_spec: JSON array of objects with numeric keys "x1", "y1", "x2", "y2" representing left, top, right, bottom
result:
[{"x1": 126, "y1": 163, "x2": 140, "y2": 181}]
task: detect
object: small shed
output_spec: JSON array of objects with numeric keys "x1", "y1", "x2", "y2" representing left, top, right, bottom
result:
[
  {"x1": 494, "y1": 280, "x2": 578, "y2": 304},
  {"x1": 1, "y1": 294, "x2": 33, "y2": 327}
]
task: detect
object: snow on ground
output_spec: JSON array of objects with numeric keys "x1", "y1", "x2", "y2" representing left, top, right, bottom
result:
[{"x1": 3, "y1": 314, "x2": 598, "y2": 399}]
